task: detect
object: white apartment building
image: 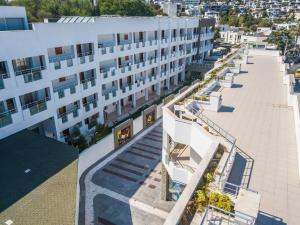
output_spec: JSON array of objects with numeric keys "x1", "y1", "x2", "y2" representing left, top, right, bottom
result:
[
  {"x1": 220, "y1": 25, "x2": 243, "y2": 44},
  {"x1": 0, "y1": 6, "x2": 215, "y2": 142}
]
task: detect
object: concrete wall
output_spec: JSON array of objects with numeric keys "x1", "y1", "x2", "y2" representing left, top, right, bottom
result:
[{"x1": 284, "y1": 69, "x2": 300, "y2": 178}]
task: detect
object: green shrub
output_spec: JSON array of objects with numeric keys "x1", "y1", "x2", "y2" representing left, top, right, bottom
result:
[
  {"x1": 209, "y1": 192, "x2": 232, "y2": 212},
  {"x1": 194, "y1": 190, "x2": 208, "y2": 212}
]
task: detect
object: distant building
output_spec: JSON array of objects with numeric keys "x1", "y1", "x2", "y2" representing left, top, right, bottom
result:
[
  {"x1": 204, "y1": 10, "x2": 220, "y2": 27},
  {"x1": 219, "y1": 25, "x2": 243, "y2": 44}
]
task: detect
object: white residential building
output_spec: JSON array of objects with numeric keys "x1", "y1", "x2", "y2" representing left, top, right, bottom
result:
[
  {"x1": 0, "y1": 6, "x2": 215, "y2": 142},
  {"x1": 219, "y1": 25, "x2": 243, "y2": 44}
]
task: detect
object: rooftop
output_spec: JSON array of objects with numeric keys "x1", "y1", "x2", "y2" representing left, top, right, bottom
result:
[
  {"x1": 202, "y1": 52, "x2": 300, "y2": 224},
  {"x1": 0, "y1": 130, "x2": 78, "y2": 225}
]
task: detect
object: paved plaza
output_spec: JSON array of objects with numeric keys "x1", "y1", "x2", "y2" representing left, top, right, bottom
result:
[
  {"x1": 80, "y1": 122, "x2": 175, "y2": 225},
  {"x1": 203, "y1": 54, "x2": 300, "y2": 225}
]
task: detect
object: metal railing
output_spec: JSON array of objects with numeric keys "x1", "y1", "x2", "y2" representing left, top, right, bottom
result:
[
  {"x1": 201, "y1": 205, "x2": 256, "y2": 225},
  {"x1": 48, "y1": 53, "x2": 74, "y2": 63},
  {"x1": 0, "y1": 108, "x2": 17, "y2": 128},
  {"x1": 15, "y1": 66, "x2": 45, "y2": 76},
  {"x1": 24, "y1": 98, "x2": 49, "y2": 116},
  {"x1": 189, "y1": 106, "x2": 236, "y2": 144},
  {"x1": 0, "y1": 72, "x2": 10, "y2": 79}
]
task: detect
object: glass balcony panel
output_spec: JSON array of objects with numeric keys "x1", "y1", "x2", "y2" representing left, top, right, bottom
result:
[
  {"x1": 85, "y1": 104, "x2": 90, "y2": 112},
  {"x1": 54, "y1": 61, "x2": 61, "y2": 70},
  {"x1": 80, "y1": 57, "x2": 85, "y2": 64},
  {"x1": 58, "y1": 90, "x2": 65, "y2": 99},
  {"x1": 67, "y1": 59, "x2": 73, "y2": 67},
  {"x1": 73, "y1": 109, "x2": 79, "y2": 118},
  {"x1": 0, "y1": 79, "x2": 4, "y2": 89},
  {"x1": 0, "y1": 113, "x2": 12, "y2": 128},
  {"x1": 83, "y1": 82, "x2": 88, "y2": 90},
  {"x1": 70, "y1": 86, "x2": 76, "y2": 94},
  {"x1": 29, "y1": 101, "x2": 47, "y2": 116},
  {"x1": 89, "y1": 55, "x2": 94, "y2": 62},
  {"x1": 62, "y1": 115, "x2": 68, "y2": 123}
]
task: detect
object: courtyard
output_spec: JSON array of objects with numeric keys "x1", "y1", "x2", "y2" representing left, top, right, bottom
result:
[{"x1": 79, "y1": 121, "x2": 175, "y2": 225}]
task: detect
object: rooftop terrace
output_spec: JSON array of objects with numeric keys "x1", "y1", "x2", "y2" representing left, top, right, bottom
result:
[{"x1": 202, "y1": 52, "x2": 300, "y2": 224}]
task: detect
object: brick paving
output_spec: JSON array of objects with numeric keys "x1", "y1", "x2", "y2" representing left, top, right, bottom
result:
[{"x1": 80, "y1": 121, "x2": 175, "y2": 225}]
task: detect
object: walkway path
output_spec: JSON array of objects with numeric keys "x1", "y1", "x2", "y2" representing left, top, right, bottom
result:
[{"x1": 203, "y1": 54, "x2": 300, "y2": 225}]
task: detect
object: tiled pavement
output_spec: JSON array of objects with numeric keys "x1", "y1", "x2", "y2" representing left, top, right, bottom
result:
[
  {"x1": 203, "y1": 54, "x2": 300, "y2": 225},
  {"x1": 82, "y1": 122, "x2": 175, "y2": 225}
]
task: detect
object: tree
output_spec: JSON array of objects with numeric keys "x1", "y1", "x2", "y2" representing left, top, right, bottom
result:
[
  {"x1": 6, "y1": 0, "x2": 158, "y2": 22},
  {"x1": 98, "y1": 0, "x2": 155, "y2": 17}
]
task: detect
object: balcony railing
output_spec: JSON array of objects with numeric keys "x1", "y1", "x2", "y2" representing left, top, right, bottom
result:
[
  {"x1": 78, "y1": 51, "x2": 94, "y2": 64},
  {"x1": 0, "y1": 72, "x2": 9, "y2": 89},
  {"x1": 101, "y1": 67, "x2": 116, "y2": 79},
  {"x1": 58, "y1": 106, "x2": 80, "y2": 123},
  {"x1": 55, "y1": 82, "x2": 77, "y2": 99},
  {"x1": 49, "y1": 53, "x2": 74, "y2": 62},
  {"x1": 100, "y1": 46, "x2": 114, "y2": 55},
  {"x1": 22, "y1": 98, "x2": 50, "y2": 116},
  {"x1": 0, "y1": 109, "x2": 17, "y2": 128},
  {"x1": 121, "y1": 84, "x2": 133, "y2": 93},
  {"x1": 135, "y1": 41, "x2": 146, "y2": 48},
  {"x1": 81, "y1": 77, "x2": 96, "y2": 90},
  {"x1": 83, "y1": 100, "x2": 98, "y2": 112},
  {"x1": 103, "y1": 89, "x2": 117, "y2": 100},
  {"x1": 149, "y1": 39, "x2": 158, "y2": 46}
]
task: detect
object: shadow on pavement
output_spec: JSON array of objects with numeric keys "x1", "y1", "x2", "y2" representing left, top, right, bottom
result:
[
  {"x1": 219, "y1": 105, "x2": 235, "y2": 113},
  {"x1": 232, "y1": 84, "x2": 243, "y2": 88}
]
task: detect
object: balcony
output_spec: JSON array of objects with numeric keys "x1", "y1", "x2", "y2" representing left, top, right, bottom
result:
[
  {"x1": 83, "y1": 100, "x2": 98, "y2": 112},
  {"x1": 0, "y1": 109, "x2": 17, "y2": 128},
  {"x1": 0, "y1": 73, "x2": 10, "y2": 90},
  {"x1": 100, "y1": 67, "x2": 116, "y2": 79},
  {"x1": 121, "y1": 84, "x2": 133, "y2": 94},
  {"x1": 78, "y1": 51, "x2": 94, "y2": 64},
  {"x1": 54, "y1": 82, "x2": 78, "y2": 100},
  {"x1": 102, "y1": 88, "x2": 118, "y2": 102},
  {"x1": 135, "y1": 79, "x2": 146, "y2": 88},
  {"x1": 135, "y1": 41, "x2": 146, "y2": 49},
  {"x1": 15, "y1": 66, "x2": 44, "y2": 84},
  {"x1": 58, "y1": 106, "x2": 80, "y2": 124},
  {"x1": 148, "y1": 57, "x2": 158, "y2": 65},
  {"x1": 49, "y1": 54, "x2": 74, "y2": 70},
  {"x1": 149, "y1": 39, "x2": 158, "y2": 46},
  {"x1": 180, "y1": 35, "x2": 186, "y2": 41},
  {"x1": 81, "y1": 78, "x2": 96, "y2": 90},
  {"x1": 99, "y1": 46, "x2": 115, "y2": 55},
  {"x1": 22, "y1": 98, "x2": 50, "y2": 116},
  {"x1": 119, "y1": 64, "x2": 133, "y2": 74},
  {"x1": 161, "y1": 38, "x2": 168, "y2": 45},
  {"x1": 117, "y1": 43, "x2": 132, "y2": 52},
  {"x1": 134, "y1": 61, "x2": 146, "y2": 70},
  {"x1": 161, "y1": 55, "x2": 168, "y2": 63}
]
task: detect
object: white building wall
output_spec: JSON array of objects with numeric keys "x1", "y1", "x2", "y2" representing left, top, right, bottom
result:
[{"x1": 0, "y1": 11, "x2": 214, "y2": 140}]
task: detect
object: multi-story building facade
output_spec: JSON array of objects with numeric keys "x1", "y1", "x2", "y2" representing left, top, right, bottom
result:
[{"x1": 0, "y1": 6, "x2": 215, "y2": 142}]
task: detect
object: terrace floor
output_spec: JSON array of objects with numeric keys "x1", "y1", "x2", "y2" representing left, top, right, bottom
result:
[
  {"x1": 79, "y1": 121, "x2": 175, "y2": 225},
  {"x1": 203, "y1": 54, "x2": 300, "y2": 224}
]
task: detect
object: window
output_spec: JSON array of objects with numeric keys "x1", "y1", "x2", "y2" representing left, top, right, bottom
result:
[
  {"x1": 55, "y1": 47, "x2": 63, "y2": 55},
  {"x1": 125, "y1": 56, "x2": 129, "y2": 61},
  {"x1": 124, "y1": 34, "x2": 128, "y2": 40}
]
